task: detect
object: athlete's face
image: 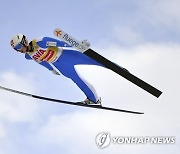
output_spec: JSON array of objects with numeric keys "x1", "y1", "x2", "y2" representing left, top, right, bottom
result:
[{"x1": 18, "y1": 45, "x2": 28, "y2": 53}]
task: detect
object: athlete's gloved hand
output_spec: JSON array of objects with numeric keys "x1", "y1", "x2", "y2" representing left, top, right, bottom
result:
[
  {"x1": 81, "y1": 40, "x2": 90, "y2": 47},
  {"x1": 52, "y1": 69, "x2": 60, "y2": 75}
]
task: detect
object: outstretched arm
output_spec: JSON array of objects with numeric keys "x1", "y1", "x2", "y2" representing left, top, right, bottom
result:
[
  {"x1": 25, "y1": 53, "x2": 60, "y2": 75},
  {"x1": 39, "y1": 61, "x2": 60, "y2": 75},
  {"x1": 39, "y1": 61, "x2": 53, "y2": 71}
]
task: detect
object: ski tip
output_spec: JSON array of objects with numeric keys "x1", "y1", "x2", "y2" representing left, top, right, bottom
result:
[
  {"x1": 121, "y1": 110, "x2": 144, "y2": 114},
  {"x1": 137, "y1": 112, "x2": 144, "y2": 114},
  {"x1": 157, "y1": 91, "x2": 163, "y2": 98}
]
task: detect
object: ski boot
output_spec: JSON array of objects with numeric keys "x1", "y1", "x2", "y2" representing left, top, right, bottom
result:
[{"x1": 81, "y1": 98, "x2": 102, "y2": 106}]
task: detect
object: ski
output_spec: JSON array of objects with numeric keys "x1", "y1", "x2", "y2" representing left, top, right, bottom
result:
[
  {"x1": 54, "y1": 28, "x2": 162, "y2": 98},
  {"x1": 54, "y1": 28, "x2": 89, "y2": 52},
  {"x1": 0, "y1": 85, "x2": 143, "y2": 114}
]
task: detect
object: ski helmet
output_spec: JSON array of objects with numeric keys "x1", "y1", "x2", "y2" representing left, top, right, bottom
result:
[{"x1": 10, "y1": 34, "x2": 28, "y2": 51}]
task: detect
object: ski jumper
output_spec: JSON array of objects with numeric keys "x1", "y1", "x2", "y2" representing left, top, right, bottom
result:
[{"x1": 25, "y1": 37, "x2": 104, "y2": 102}]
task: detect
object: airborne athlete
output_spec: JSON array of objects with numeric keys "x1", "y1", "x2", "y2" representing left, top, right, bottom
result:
[
  {"x1": 10, "y1": 34, "x2": 104, "y2": 105},
  {"x1": 5, "y1": 29, "x2": 162, "y2": 114}
]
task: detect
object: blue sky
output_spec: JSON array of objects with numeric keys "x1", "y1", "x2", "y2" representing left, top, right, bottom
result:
[{"x1": 0, "y1": 0, "x2": 180, "y2": 153}]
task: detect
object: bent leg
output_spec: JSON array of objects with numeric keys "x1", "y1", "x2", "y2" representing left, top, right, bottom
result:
[
  {"x1": 53, "y1": 61, "x2": 98, "y2": 102},
  {"x1": 70, "y1": 68, "x2": 98, "y2": 102}
]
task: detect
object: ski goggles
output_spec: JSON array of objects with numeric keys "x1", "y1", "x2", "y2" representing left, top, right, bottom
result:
[{"x1": 14, "y1": 43, "x2": 23, "y2": 51}]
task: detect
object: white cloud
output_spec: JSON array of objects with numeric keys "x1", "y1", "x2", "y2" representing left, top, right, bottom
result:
[
  {"x1": 0, "y1": 71, "x2": 39, "y2": 123},
  {"x1": 139, "y1": 0, "x2": 180, "y2": 30},
  {"x1": 112, "y1": 26, "x2": 144, "y2": 45},
  {"x1": 0, "y1": 72, "x2": 42, "y2": 154}
]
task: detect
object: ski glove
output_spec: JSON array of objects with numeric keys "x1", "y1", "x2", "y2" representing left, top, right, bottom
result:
[
  {"x1": 52, "y1": 69, "x2": 60, "y2": 75},
  {"x1": 81, "y1": 40, "x2": 90, "y2": 47}
]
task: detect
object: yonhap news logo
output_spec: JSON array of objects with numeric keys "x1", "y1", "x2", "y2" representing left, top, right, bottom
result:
[
  {"x1": 96, "y1": 132, "x2": 111, "y2": 149},
  {"x1": 95, "y1": 132, "x2": 175, "y2": 149}
]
